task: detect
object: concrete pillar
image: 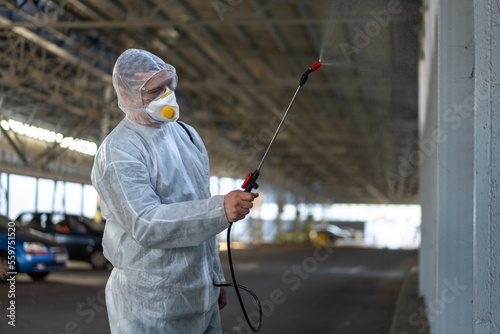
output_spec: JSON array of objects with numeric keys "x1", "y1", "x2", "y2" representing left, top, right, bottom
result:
[
  {"x1": 305, "y1": 208, "x2": 315, "y2": 241},
  {"x1": 472, "y1": 0, "x2": 500, "y2": 331},
  {"x1": 433, "y1": 0, "x2": 475, "y2": 332},
  {"x1": 4, "y1": 173, "x2": 9, "y2": 218},
  {"x1": 418, "y1": 0, "x2": 439, "y2": 307},
  {"x1": 34, "y1": 177, "x2": 39, "y2": 212},
  {"x1": 420, "y1": 1, "x2": 500, "y2": 333},
  {"x1": 252, "y1": 192, "x2": 262, "y2": 247},
  {"x1": 418, "y1": 51, "x2": 439, "y2": 316},
  {"x1": 253, "y1": 216, "x2": 262, "y2": 246},
  {"x1": 276, "y1": 198, "x2": 285, "y2": 245},
  {"x1": 320, "y1": 204, "x2": 328, "y2": 231},
  {"x1": 293, "y1": 204, "x2": 301, "y2": 242}
]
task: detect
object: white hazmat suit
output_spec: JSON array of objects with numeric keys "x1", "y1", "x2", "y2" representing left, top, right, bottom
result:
[{"x1": 91, "y1": 49, "x2": 229, "y2": 333}]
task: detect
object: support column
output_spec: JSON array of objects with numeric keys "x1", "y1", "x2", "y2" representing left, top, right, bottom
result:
[
  {"x1": 5, "y1": 173, "x2": 9, "y2": 218},
  {"x1": 252, "y1": 192, "x2": 262, "y2": 247},
  {"x1": 435, "y1": 0, "x2": 474, "y2": 332},
  {"x1": 276, "y1": 198, "x2": 285, "y2": 245},
  {"x1": 420, "y1": 1, "x2": 500, "y2": 333},
  {"x1": 473, "y1": 0, "x2": 500, "y2": 331},
  {"x1": 305, "y1": 204, "x2": 315, "y2": 242},
  {"x1": 293, "y1": 204, "x2": 301, "y2": 242},
  {"x1": 418, "y1": 0, "x2": 439, "y2": 307},
  {"x1": 320, "y1": 203, "x2": 328, "y2": 231},
  {"x1": 419, "y1": 112, "x2": 439, "y2": 322},
  {"x1": 34, "y1": 177, "x2": 39, "y2": 212}
]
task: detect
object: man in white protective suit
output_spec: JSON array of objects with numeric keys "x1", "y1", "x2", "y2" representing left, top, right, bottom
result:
[{"x1": 91, "y1": 48, "x2": 258, "y2": 333}]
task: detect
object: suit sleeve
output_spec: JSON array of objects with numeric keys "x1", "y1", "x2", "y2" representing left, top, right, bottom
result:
[{"x1": 92, "y1": 144, "x2": 229, "y2": 249}]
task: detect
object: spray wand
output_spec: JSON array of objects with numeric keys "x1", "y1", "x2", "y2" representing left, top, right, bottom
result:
[
  {"x1": 241, "y1": 60, "x2": 322, "y2": 193},
  {"x1": 215, "y1": 61, "x2": 322, "y2": 333}
]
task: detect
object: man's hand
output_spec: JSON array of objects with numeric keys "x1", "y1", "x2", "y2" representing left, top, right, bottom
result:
[
  {"x1": 218, "y1": 287, "x2": 227, "y2": 310},
  {"x1": 223, "y1": 190, "x2": 259, "y2": 223}
]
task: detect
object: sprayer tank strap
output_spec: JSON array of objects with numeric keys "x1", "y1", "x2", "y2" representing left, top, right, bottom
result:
[{"x1": 176, "y1": 121, "x2": 194, "y2": 144}]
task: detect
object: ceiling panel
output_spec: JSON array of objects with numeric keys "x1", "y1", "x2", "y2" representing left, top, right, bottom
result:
[{"x1": 0, "y1": 0, "x2": 422, "y2": 204}]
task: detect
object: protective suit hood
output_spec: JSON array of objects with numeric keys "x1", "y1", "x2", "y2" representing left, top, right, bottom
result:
[{"x1": 112, "y1": 48, "x2": 178, "y2": 126}]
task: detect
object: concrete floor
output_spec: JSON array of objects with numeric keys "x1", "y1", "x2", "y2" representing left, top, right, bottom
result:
[
  {"x1": 219, "y1": 245, "x2": 417, "y2": 334},
  {"x1": 0, "y1": 245, "x2": 417, "y2": 334}
]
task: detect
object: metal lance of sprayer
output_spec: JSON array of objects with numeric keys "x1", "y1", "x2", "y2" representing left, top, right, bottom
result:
[
  {"x1": 241, "y1": 61, "x2": 322, "y2": 192},
  {"x1": 215, "y1": 61, "x2": 323, "y2": 334}
]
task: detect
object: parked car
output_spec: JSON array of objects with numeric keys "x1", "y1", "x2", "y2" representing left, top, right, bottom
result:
[
  {"x1": 15, "y1": 212, "x2": 109, "y2": 270},
  {"x1": 312, "y1": 224, "x2": 353, "y2": 246},
  {"x1": 0, "y1": 214, "x2": 68, "y2": 282}
]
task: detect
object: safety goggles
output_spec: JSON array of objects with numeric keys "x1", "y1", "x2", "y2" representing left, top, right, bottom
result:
[{"x1": 141, "y1": 70, "x2": 178, "y2": 103}]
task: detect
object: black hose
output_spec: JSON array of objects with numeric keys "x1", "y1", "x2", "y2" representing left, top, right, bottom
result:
[
  {"x1": 213, "y1": 222, "x2": 263, "y2": 332},
  {"x1": 214, "y1": 62, "x2": 320, "y2": 331}
]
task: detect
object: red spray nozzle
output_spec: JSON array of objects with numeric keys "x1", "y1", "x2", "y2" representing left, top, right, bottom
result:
[
  {"x1": 311, "y1": 61, "x2": 322, "y2": 71},
  {"x1": 299, "y1": 60, "x2": 322, "y2": 86}
]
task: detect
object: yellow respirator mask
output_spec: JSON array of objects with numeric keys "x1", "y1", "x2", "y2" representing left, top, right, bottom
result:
[{"x1": 144, "y1": 89, "x2": 179, "y2": 122}]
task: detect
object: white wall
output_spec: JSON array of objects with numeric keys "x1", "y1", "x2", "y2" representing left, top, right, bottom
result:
[
  {"x1": 419, "y1": 0, "x2": 500, "y2": 332},
  {"x1": 472, "y1": 0, "x2": 500, "y2": 332}
]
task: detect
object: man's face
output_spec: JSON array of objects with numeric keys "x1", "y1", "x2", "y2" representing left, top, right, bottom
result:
[{"x1": 141, "y1": 70, "x2": 177, "y2": 106}]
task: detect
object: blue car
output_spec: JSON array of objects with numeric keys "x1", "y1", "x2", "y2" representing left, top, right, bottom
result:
[
  {"x1": 15, "y1": 212, "x2": 108, "y2": 270},
  {"x1": 0, "y1": 215, "x2": 68, "y2": 282}
]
